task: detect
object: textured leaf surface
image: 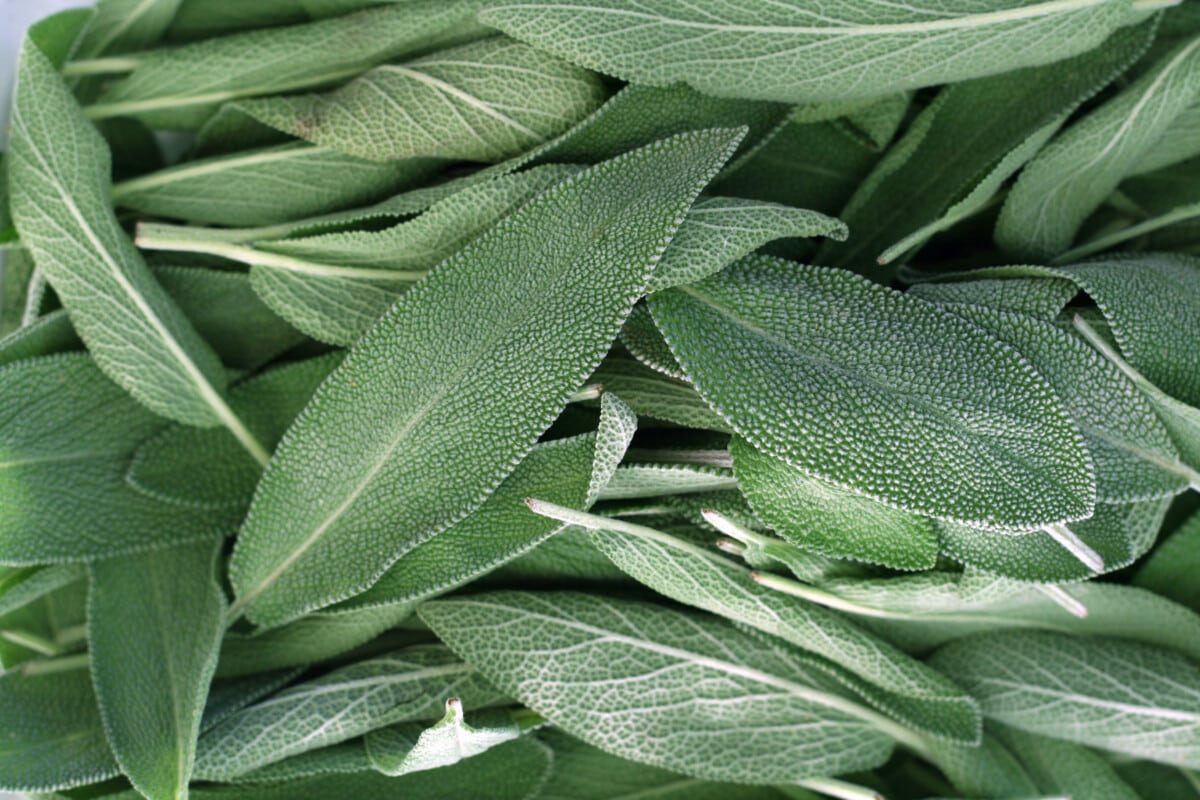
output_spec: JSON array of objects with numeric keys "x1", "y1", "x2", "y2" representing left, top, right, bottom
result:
[
  {"x1": 239, "y1": 36, "x2": 606, "y2": 162},
  {"x1": 998, "y1": 35, "x2": 1200, "y2": 259},
  {"x1": 994, "y1": 726, "x2": 1143, "y2": 800},
  {"x1": 481, "y1": 0, "x2": 1132, "y2": 104},
  {"x1": 0, "y1": 355, "x2": 239, "y2": 563},
  {"x1": 588, "y1": 353, "x2": 729, "y2": 431},
  {"x1": 649, "y1": 255, "x2": 1094, "y2": 530},
  {"x1": 89, "y1": 3, "x2": 488, "y2": 127},
  {"x1": 195, "y1": 645, "x2": 504, "y2": 779},
  {"x1": 89, "y1": 539, "x2": 226, "y2": 800},
  {"x1": 0, "y1": 668, "x2": 118, "y2": 792},
  {"x1": 536, "y1": 506, "x2": 981, "y2": 743},
  {"x1": 420, "y1": 591, "x2": 903, "y2": 783},
  {"x1": 932, "y1": 631, "x2": 1200, "y2": 768},
  {"x1": 1136, "y1": 509, "x2": 1200, "y2": 613},
  {"x1": 8, "y1": 38, "x2": 238, "y2": 431},
  {"x1": 116, "y1": 144, "x2": 439, "y2": 227},
  {"x1": 366, "y1": 701, "x2": 522, "y2": 776},
  {"x1": 732, "y1": 436, "x2": 939, "y2": 570},
  {"x1": 229, "y1": 129, "x2": 741, "y2": 627}
]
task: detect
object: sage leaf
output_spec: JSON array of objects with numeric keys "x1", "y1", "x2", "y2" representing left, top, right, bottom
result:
[
  {"x1": 420, "y1": 591, "x2": 916, "y2": 783},
  {"x1": 931, "y1": 630, "x2": 1200, "y2": 768},
  {"x1": 1136, "y1": 509, "x2": 1200, "y2": 613},
  {"x1": 365, "y1": 700, "x2": 523, "y2": 776},
  {"x1": 194, "y1": 645, "x2": 504, "y2": 779},
  {"x1": 997, "y1": 35, "x2": 1200, "y2": 259},
  {"x1": 732, "y1": 436, "x2": 939, "y2": 570},
  {"x1": 587, "y1": 353, "x2": 729, "y2": 432},
  {"x1": 993, "y1": 726, "x2": 1144, "y2": 800},
  {"x1": 1130, "y1": 101, "x2": 1200, "y2": 175},
  {"x1": 0, "y1": 310, "x2": 82, "y2": 367},
  {"x1": 647, "y1": 196, "x2": 846, "y2": 293},
  {"x1": 229, "y1": 128, "x2": 743, "y2": 628},
  {"x1": 88, "y1": 539, "x2": 226, "y2": 800},
  {"x1": 0, "y1": 355, "x2": 241, "y2": 564},
  {"x1": 481, "y1": 0, "x2": 1135, "y2": 104},
  {"x1": 88, "y1": 3, "x2": 489, "y2": 128},
  {"x1": 0, "y1": 565, "x2": 84, "y2": 619},
  {"x1": 620, "y1": 302, "x2": 686, "y2": 378},
  {"x1": 127, "y1": 353, "x2": 342, "y2": 511},
  {"x1": 907, "y1": 276, "x2": 1078, "y2": 320},
  {"x1": 237, "y1": 36, "x2": 607, "y2": 163},
  {"x1": 231, "y1": 742, "x2": 370, "y2": 784},
  {"x1": 201, "y1": 669, "x2": 305, "y2": 734},
  {"x1": 648, "y1": 255, "x2": 1095, "y2": 530},
  {"x1": 528, "y1": 503, "x2": 981, "y2": 744},
  {"x1": 73, "y1": 0, "x2": 180, "y2": 58},
  {"x1": 167, "y1": 0, "x2": 311, "y2": 41},
  {"x1": 0, "y1": 668, "x2": 118, "y2": 793},
  {"x1": 599, "y1": 463, "x2": 738, "y2": 500},
  {"x1": 8, "y1": 37, "x2": 263, "y2": 457},
  {"x1": 1113, "y1": 760, "x2": 1200, "y2": 800},
  {"x1": 536, "y1": 728, "x2": 782, "y2": 800},
  {"x1": 115, "y1": 143, "x2": 441, "y2": 227},
  {"x1": 819, "y1": 23, "x2": 1153, "y2": 271}
]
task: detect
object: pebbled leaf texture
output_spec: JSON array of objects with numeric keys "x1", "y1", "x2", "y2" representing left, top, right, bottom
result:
[
  {"x1": 238, "y1": 36, "x2": 607, "y2": 163},
  {"x1": 229, "y1": 128, "x2": 743, "y2": 628},
  {"x1": 88, "y1": 539, "x2": 226, "y2": 800},
  {"x1": 8, "y1": 37, "x2": 244, "y2": 433},
  {"x1": 420, "y1": 590, "x2": 910, "y2": 784},
  {"x1": 648, "y1": 255, "x2": 1095, "y2": 530},
  {"x1": 931, "y1": 630, "x2": 1200, "y2": 768},
  {"x1": 481, "y1": 0, "x2": 1135, "y2": 104}
]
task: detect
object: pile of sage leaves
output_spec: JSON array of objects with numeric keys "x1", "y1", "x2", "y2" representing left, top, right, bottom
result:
[{"x1": 2, "y1": 1, "x2": 1200, "y2": 799}]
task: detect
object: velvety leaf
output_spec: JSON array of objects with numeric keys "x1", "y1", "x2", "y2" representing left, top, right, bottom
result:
[
  {"x1": 194, "y1": 645, "x2": 504, "y2": 779},
  {"x1": 0, "y1": 668, "x2": 119, "y2": 793},
  {"x1": 732, "y1": 436, "x2": 939, "y2": 570},
  {"x1": 229, "y1": 129, "x2": 742, "y2": 628},
  {"x1": 237, "y1": 36, "x2": 606, "y2": 162},
  {"x1": 587, "y1": 353, "x2": 729, "y2": 432},
  {"x1": 931, "y1": 631, "x2": 1200, "y2": 768},
  {"x1": 994, "y1": 726, "x2": 1143, "y2": 800},
  {"x1": 88, "y1": 539, "x2": 226, "y2": 800},
  {"x1": 88, "y1": 3, "x2": 489, "y2": 128},
  {"x1": 420, "y1": 591, "x2": 911, "y2": 783},
  {"x1": 0, "y1": 310, "x2": 82, "y2": 367},
  {"x1": 115, "y1": 143, "x2": 441, "y2": 227},
  {"x1": 481, "y1": 0, "x2": 1134, "y2": 104},
  {"x1": 598, "y1": 463, "x2": 738, "y2": 501},
  {"x1": 0, "y1": 355, "x2": 240, "y2": 564},
  {"x1": 366, "y1": 701, "x2": 522, "y2": 776},
  {"x1": 231, "y1": 741, "x2": 370, "y2": 783},
  {"x1": 648, "y1": 255, "x2": 1094, "y2": 530},
  {"x1": 167, "y1": 0, "x2": 311, "y2": 41},
  {"x1": 0, "y1": 565, "x2": 84, "y2": 619},
  {"x1": 1135, "y1": 508, "x2": 1200, "y2": 613},
  {"x1": 906, "y1": 276, "x2": 1078, "y2": 319},
  {"x1": 74, "y1": 0, "x2": 181, "y2": 57},
  {"x1": 997, "y1": 35, "x2": 1200, "y2": 259}
]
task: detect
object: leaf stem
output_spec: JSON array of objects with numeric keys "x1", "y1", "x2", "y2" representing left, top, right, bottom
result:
[
  {"x1": 1042, "y1": 523, "x2": 1104, "y2": 572},
  {"x1": 624, "y1": 447, "x2": 734, "y2": 468},
  {"x1": 135, "y1": 226, "x2": 427, "y2": 283},
  {"x1": 1055, "y1": 203, "x2": 1200, "y2": 262},
  {"x1": 1035, "y1": 584, "x2": 1088, "y2": 618},
  {"x1": 21, "y1": 653, "x2": 90, "y2": 676},
  {"x1": 61, "y1": 56, "x2": 142, "y2": 76},
  {"x1": 0, "y1": 629, "x2": 63, "y2": 656},
  {"x1": 795, "y1": 777, "x2": 885, "y2": 800},
  {"x1": 568, "y1": 383, "x2": 604, "y2": 402},
  {"x1": 1131, "y1": 0, "x2": 1182, "y2": 9}
]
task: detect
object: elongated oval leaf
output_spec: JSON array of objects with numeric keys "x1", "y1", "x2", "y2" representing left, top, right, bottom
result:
[
  {"x1": 420, "y1": 591, "x2": 910, "y2": 783},
  {"x1": 88, "y1": 539, "x2": 226, "y2": 800},
  {"x1": 481, "y1": 0, "x2": 1134, "y2": 104},
  {"x1": 931, "y1": 631, "x2": 1200, "y2": 768},
  {"x1": 8, "y1": 37, "x2": 248, "y2": 438},
  {"x1": 88, "y1": 2, "x2": 489, "y2": 128},
  {"x1": 648, "y1": 255, "x2": 1095, "y2": 530},
  {"x1": 238, "y1": 36, "x2": 606, "y2": 162},
  {"x1": 229, "y1": 128, "x2": 743, "y2": 628}
]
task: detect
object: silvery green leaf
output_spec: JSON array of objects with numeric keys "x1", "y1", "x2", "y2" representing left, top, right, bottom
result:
[
  {"x1": 0, "y1": 565, "x2": 84, "y2": 619},
  {"x1": 994, "y1": 726, "x2": 1143, "y2": 800},
  {"x1": 997, "y1": 36, "x2": 1200, "y2": 259},
  {"x1": 536, "y1": 729, "x2": 782, "y2": 800},
  {"x1": 88, "y1": 539, "x2": 226, "y2": 800},
  {"x1": 926, "y1": 731, "x2": 1039, "y2": 799},
  {"x1": 167, "y1": 0, "x2": 310, "y2": 40},
  {"x1": 937, "y1": 496, "x2": 1170, "y2": 582},
  {"x1": 481, "y1": 0, "x2": 1134, "y2": 105},
  {"x1": 598, "y1": 464, "x2": 738, "y2": 501},
  {"x1": 937, "y1": 306, "x2": 1186, "y2": 503},
  {"x1": 201, "y1": 669, "x2": 305, "y2": 734},
  {"x1": 366, "y1": 700, "x2": 522, "y2": 776},
  {"x1": 820, "y1": 24, "x2": 1153, "y2": 271},
  {"x1": 0, "y1": 355, "x2": 241, "y2": 564},
  {"x1": 0, "y1": 310, "x2": 81, "y2": 368},
  {"x1": 1131, "y1": 100, "x2": 1200, "y2": 175},
  {"x1": 931, "y1": 631, "x2": 1200, "y2": 769},
  {"x1": 231, "y1": 741, "x2": 370, "y2": 783},
  {"x1": 8, "y1": 38, "x2": 257, "y2": 450},
  {"x1": 907, "y1": 276, "x2": 1078, "y2": 319},
  {"x1": 648, "y1": 255, "x2": 1094, "y2": 530},
  {"x1": 588, "y1": 353, "x2": 729, "y2": 432},
  {"x1": 1135, "y1": 509, "x2": 1200, "y2": 613},
  {"x1": 194, "y1": 644, "x2": 505, "y2": 779},
  {"x1": 528, "y1": 504, "x2": 980, "y2": 744},
  {"x1": 0, "y1": 668, "x2": 119, "y2": 792},
  {"x1": 420, "y1": 591, "x2": 913, "y2": 783},
  {"x1": 216, "y1": 601, "x2": 416, "y2": 678},
  {"x1": 127, "y1": 353, "x2": 342, "y2": 511},
  {"x1": 620, "y1": 302, "x2": 685, "y2": 378},
  {"x1": 647, "y1": 196, "x2": 846, "y2": 292},
  {"x1": 228, "y1": 129, "x2": 742, "y2": 628},
  {"x1": 116, "y1": 143, "x2": 441, "y2": 227},
  {"x1": 237, "y1": 36, "x2": 606, "y2": 163},
  {"x1": 88, "y1": 3, "x2": 489, "y2": 128},
  {"x1": 73, "y1": 0, "x2": 179, "y2": 57},
  {"x1": 731, "y1": 436, "x2": 938, "y2": 570}
]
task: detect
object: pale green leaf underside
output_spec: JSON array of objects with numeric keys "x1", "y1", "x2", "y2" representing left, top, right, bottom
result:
[
  {"x1": 482, "y1": 0, "x2": 1133, "y2": 104},
  {"x1": 229, "y1": 129, "x2": 742, "y2": 628},
  {"x1": 649, "y1": 255, "x2": 1095, "y2": 530},
  {"x1": 366, "y1": 702, "x2": 521, "y2": 776}
]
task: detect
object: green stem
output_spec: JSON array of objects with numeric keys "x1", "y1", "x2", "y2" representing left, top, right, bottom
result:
[
  {"x1": 795, "y1": 777, "x2": 884, "y2": 800},
  {"x1": 21, "y1": 653, "x2": 90, "y2": 676},
  {"x1": 1055, "y1": 203, "x2": 1200, "y2": 263},
  {"x1": 62, "y1": 56, "x2": 141, "y2": 77},
  {"x1": 0, "y1": 629, "x2": 63, "y2": 656}
]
